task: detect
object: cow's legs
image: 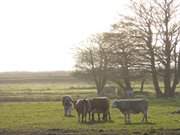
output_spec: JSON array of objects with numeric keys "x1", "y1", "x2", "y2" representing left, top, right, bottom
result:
[
  {"x1": 142, "y1": 111, "x2": 148, "y2": 123},
  {"x1": 67, "y1": 107, "x2": 71, "y2": 116},
  {"x1": 124, "y1": 114, "x2": 127, "y2": 123},
  {"x1": 102, "y1": 113, "x2": 106, "y2": 121},
  {"x1": 64, "y1": 107, "x2": 68, "y2": 116},
  {"x1": 78, "y1": 113, "x2": 80, "y2": 122},
  {"x1": 92, "y1": 113, "x2": 95, "y2": 121},
  {"x1": 127, "y1": 113, "x2": 131, "y2": 124},
  {"x1": 142, "y1": 113, "x2": 145, "y2": 123},
  {"x1": 103, "y1": 112, "x2": 110, "y2": 121},
  {"x1": 108, "y1": 111, "x2": 111, "y2": 121},
  {"x1": 64, "y1": 107, "x2": 66, "y2": 116},
  {"x1": 67, "y1": 108, "x2": 69, "y2": 116},
  {"x1": 102, "y1": 113, "x2": 104, "y2": 121},
  {"x1": 68, "y1": 106, "x2": 72, "y2": 116},
  {"x1": 81, "y1": 113, "x2": 84, "y2": 123},
  {"x1": 88, "y1": 112, "x2": 91, "y2": 121},
  {"x1": 98, "y1": 113, "x2": 100, "y2": 121},
  {"x1": 144, "y1": 111, "x2": 148, "y2": 123},
  {"x1": 84, "y1": 113, "x2": 87, "y2": 123}
]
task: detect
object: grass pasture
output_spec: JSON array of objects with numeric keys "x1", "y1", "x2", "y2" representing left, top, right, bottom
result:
[
  {"x1": 1, "y1": 72, "x2": 180, "y2": 134},
  {"x1": 0, "y1": 83, "x2": 97, "y2": 102},
  {"x1": 1, "y1": 98, "x2": 180, "y2": 135}
]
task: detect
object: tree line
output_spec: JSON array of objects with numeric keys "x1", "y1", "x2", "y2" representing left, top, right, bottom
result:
[{"x1": 74, "y1": 0, "x2": 180, "y2": 97}]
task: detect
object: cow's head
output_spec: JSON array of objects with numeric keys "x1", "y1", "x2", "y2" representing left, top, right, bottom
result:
[{"x1": 112, "y1": 100, "x2": 118, "y2": 108}]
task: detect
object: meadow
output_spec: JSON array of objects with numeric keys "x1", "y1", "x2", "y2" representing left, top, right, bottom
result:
[{"x1": 0, "y1": 72, "x2": 180, "y2": 135}]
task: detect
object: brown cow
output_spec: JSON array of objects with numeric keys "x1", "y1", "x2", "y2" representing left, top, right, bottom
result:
[
  {"x1": 90, "y1": 97, "x2": 111, "y2": 121},
  {"x1": 74, "y1": 99, "x2": 91, "y2": 123}
]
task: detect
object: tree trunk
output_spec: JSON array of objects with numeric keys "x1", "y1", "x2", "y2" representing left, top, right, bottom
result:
[
  {"x1": 146, "y1": 24, "x2": 163, "y2": 97},
  {"x1": 122, "y1": 64, "x2": 133, "y2": 98},
  {"x1": 123, "y1": 60, "x2": 133, "y2": 91},
  {"x1": 152, "y1": 71, "x2": 162, "y2": 97},
  {"x1": 140, "y1": 78, "x2": 145, "y2": 93},
  {"x1": 96, "y1": 74, "x2": 107, "y2": 96},
  {"x1": 163, "y1": 9, "x2": 172, "y2": 97},
  {"x1": 170, "y1": 51, "x2": 180, "y2": 97},
  {"x1": 150, "y1": 49, "x2": 163, "y2": 97},
  {"x1": 169, "y1": 53, "x2": 180, "y2": 97},
  {"x1": 124, "y1": 78, "x2": 132, "y2": 91},
  {"x1": 164, "y1": 63, "x2": 171, "y2": 97},
  {"x1": 96, "y1": 84, "x2": 103, "y2": 95}
]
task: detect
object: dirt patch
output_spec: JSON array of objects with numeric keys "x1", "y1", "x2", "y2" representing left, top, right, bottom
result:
[
  {"x1": 0, "y1": 129, "x2": 120, "y2": 135},
  {"x1": 1, "y1": 129, "x2": 180, "y2": 135}
]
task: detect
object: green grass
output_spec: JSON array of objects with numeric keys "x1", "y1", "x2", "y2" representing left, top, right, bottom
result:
[
  {"x1": 1, "y1": 82, "x2": 180, "y2": 134},
  {"x1": 0, "y1": 83, "x2": 97, "y2": 102},
  {"x1": 1, "y1": 82, "x2": 180, "y2": 102},
  {"x1": 1, "y1": 98, "x2": 180, "y2": 132}
]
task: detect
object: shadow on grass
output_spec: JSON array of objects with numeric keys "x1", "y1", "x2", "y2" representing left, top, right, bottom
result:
[
  {"x1": 80, "y1": 120, "x2": 115, "y2": 125},
  {"x1": 124, "y1": 121, "x2": 155, "y2": 125},
  {"x1": 64, "y1": 115, "x2": 75, "y2": 118}
]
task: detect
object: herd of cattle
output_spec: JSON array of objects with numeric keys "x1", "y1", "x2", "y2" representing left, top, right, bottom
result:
[{"x1": 62, "y1": 96, "x2": 148, "y2": 124}]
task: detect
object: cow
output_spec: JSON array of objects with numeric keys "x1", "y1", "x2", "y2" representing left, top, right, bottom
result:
[
  {"x1": 90, "y1": 97, "x2": 111, "y2": 121},
  {"x1": 74, "y1": 99, "x2": 91, "y2": 123},
  {"x1": 62, "y1": 95, "x2": 73, "y2": 117},
  {"x1": 112, "y1": 98, "x2": 148, "y2": 124}
]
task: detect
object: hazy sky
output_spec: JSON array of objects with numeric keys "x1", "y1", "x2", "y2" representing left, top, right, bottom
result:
[{"x1": 0, "y1": 0, "x2": 129, "y2": 72}]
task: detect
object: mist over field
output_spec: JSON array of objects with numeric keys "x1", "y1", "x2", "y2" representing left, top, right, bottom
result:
[
  {"x1": 0, "y1": 71, "x2": 78, "y2": 84},
  {"x1": 1, "y1": 0, "x2": 180, "y2": 135}
]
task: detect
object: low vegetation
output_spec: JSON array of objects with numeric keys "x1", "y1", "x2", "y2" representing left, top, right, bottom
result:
[
  {"x1": 1, "y1": 97, "x2": 180, "y2": 134},
  {"x1": 0, "y1": 82, "x2": 180, "y2": 134},
  {"x1": 0, "y1": 72, "x2": 180, "y2": 134}
]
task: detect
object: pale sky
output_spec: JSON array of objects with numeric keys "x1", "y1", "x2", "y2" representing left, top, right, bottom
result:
[{"x1": 0, "y1": 0, "x2": 129, "y2": 72}]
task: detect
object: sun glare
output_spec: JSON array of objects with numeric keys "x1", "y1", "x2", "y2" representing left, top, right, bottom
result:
[{"x1": 0, "y1": 0, "x2": 128, "y2": 71}]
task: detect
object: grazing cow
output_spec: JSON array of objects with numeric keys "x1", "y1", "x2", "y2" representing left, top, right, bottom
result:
[
  {"x1": 112, "y1": 99, "x2": 148, "y2": 123},
  {"x1": 74, "y1": 99, "x2": 91, "y2": 123},
  {"x1": 62, "y1": 95, "x2": 73, "y2": 117},
  {"x1": 90, "y1": 97, "x2": 111, "y2": 121}
]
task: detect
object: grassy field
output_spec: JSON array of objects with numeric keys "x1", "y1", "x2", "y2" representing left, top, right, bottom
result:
[
  {"x1": 0, "y1": 82, "x2": 180, "y2": 102},
  {"x1": 1, "y1": 72, "x2": 180, "y2": 134},
  {"x1": 0, "y1": 83, "x2": 97, "y2": 102},
  {"x1": 1, "y1": 98, "x2": 180, "y2": 135},
  {"x1": 0, "y1": 85, "x2": 180, "y2": 135}
]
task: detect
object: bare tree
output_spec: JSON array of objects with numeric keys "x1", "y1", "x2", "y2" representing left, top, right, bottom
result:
[
  {"x1": 127, "y1": 0, "x2": 163, "y2": 97},
  {"x1": 153, "y1": 0, "x2": 180, "y2": 97},
  {"x1": 74, "y1": 34, "x2": 110, "y2": 95},
  {"x1": 115, "y1": 0, "x2": 180, "y2": 97},
  {"x1": 103, "y1": 22, "x2": 145, "y2": 97},
  {"x1": 75, "y1": 0, "x2": 180, "y2": 98}
]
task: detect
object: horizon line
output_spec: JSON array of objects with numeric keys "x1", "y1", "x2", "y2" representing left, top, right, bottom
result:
[{"x1": 0, "y1": 70, "x2": 75, "y2": 73}]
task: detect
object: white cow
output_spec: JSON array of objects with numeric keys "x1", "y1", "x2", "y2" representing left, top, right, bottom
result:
[{"x1": 62, "y1": 95, "x2": 73, "y2": 116}]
